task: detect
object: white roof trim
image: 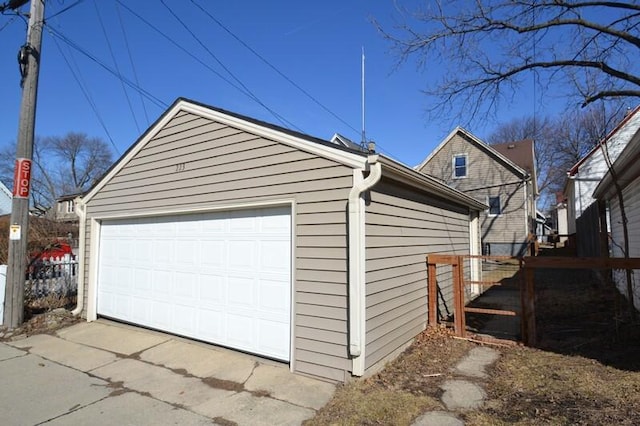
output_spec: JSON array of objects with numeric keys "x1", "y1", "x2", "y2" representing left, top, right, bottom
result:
[
  {"x1": 415, "y1": 127, "x2": 528, "y2": 177},
  {"x1": 83, "y1": 99, "x2": 366, "y2": 204},
  {"x1": 593, "y1": 127, "x2": 640, "y2": 199},
  {"x1": 0, "y1": 181, "x2": 11, "y2": 198}
]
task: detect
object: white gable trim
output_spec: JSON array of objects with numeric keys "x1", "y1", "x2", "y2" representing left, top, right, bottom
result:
[
  {"x1": 415, "y1": 127, "x2": 527, "y2": 177},
  {"x1": 83, "y1": 99, "x2": 366, "y2": 204}
]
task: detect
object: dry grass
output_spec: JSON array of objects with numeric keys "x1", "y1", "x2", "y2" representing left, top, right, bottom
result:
[
  {"x1": 466, "y1": 346, "x2": 640, "y2": 425},
  {"x1": 307, "y1": 382, "x2": 439, "y2": 426},
  {"x1": 307, "y1": 251, "x2": 640, "y2": 426},
  {"x1": 306, "y1": 326, "x2": 473, "y2": 426}
]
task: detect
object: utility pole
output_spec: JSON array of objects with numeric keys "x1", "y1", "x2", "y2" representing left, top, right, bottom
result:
[{"x1": 3, "y1": 0, "x2": 45, "y2": 328}]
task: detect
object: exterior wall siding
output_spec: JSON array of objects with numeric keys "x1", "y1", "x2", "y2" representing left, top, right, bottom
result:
[
  {"x1": 419, "y1": 133, "x2": 529, "y2": 255},
  {"x1": 609, "y1": 175, "x2": 640, "y2": 312},
  {"x1": 364, "y1": 177, "x2": 471, "y2": 371},
  {"x1": 83, "y1": 111, "x2": 355, "y2": 382}
]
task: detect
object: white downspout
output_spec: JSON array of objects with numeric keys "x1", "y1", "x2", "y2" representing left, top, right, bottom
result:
[
  {"x1": 348, "y1": 154, "x2": 381, "y2": 376},
  {"x1": 71, "y1": 197, "x2": 86, "y2": 316}
]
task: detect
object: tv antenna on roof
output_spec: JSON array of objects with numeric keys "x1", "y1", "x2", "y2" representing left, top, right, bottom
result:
[{"x1": 361, "y1": 47, "x2": 366, "y2": 150}]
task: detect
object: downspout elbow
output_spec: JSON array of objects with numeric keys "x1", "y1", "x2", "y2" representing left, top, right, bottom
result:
[
  {"x1": 71, "y1": 198, "x2": 86, "y2": 317},
  {"x1": 348, "y1": 155, "x2": 381, "y2": 361}
]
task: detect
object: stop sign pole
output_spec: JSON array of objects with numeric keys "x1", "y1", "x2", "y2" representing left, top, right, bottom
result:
[{"x1": 3, "y1": 0, "x2": 45, "y2": 328}]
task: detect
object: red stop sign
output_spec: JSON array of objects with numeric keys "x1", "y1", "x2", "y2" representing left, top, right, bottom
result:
[{"x1": 12, "y1": 158, "x2": 32, "y2": 199}]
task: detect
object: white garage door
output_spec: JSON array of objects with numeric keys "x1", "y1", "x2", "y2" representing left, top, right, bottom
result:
[{"x1": 96, "y1": 206, "x2": 291, "y2": 361}]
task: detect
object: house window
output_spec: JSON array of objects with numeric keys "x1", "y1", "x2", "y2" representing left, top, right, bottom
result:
[
  {"x1": 453, "y1": 154, "x2": 467, "y2": 178},
  {"x1": 488, "y1": 196, "x2": 501, "y2": 216},
  {"x1": 66, "y1": 200, "x2": 74, "y2": 214}
]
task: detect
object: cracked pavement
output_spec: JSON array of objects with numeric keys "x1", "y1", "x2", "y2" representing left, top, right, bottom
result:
[{"x1": 0, "y1": 320, "x2": 335, "y2": 425}]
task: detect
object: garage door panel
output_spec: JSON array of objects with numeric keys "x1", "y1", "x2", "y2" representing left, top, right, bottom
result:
[
  {"x1": 174, "y1": 304, "x2": 197, "y2": 334},
  {"x1": 176, "y1": 240, "x2": 198, "y2": 264},
  {"x1": 227, "y1": 313, "x2": 255, "y2": 348},
  {"x1": 152, "y1": 301, "x2": 172, "y2": 328},
  {"x1": 228, "y1": 240, "x2": 255, "y2": 270},
  {"x1": 260, "y1": 279, "x2": 289, "y2": 313},
  {"x1": 133, "y1": 269, "x2": 152, "y2": 294},
  {"x1": 259, "y1": 321, "x2": 289, "y2": 359},
  {"x1": 260, "y1": 241, "x2": 289, "y2": 272},
  {"x1": 98, "y1": 207, "x2": 291, "y2": 361},
  {"x1": 131, "y1": 297, "x2": 151, "y2": 323},
  {"x1": 200, "y1": 240, "x2": 225, "y2": 268},
  {"x1": 199, "y1": 274, "x2": 224, "y2": 305},
  {"x1": 198, "y1": 309, "x2": 225, "y2": 340}
]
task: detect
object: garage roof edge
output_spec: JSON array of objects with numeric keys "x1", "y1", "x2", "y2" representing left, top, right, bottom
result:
[
  {"x1": 379, "y1": 156, "x2": 488, "y2": 211},
  {"x1": 82, "y1": 98, "x2": 368, "y2": 204}
]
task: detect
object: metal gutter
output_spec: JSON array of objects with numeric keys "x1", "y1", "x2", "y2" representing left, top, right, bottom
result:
[
  {"x1": 71, "y1": 197, "x2": 86, "y2": 316},
  {"x1": 348, "y1": 154, "x2": 382, "y2": 377}
]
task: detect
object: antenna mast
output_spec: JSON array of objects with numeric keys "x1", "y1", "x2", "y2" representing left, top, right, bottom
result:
[{"x1": 361, "y1": 47, "x2": 366, "y2": 148}]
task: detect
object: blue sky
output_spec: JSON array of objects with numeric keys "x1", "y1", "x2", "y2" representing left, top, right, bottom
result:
[{"x1": 0, "y1": 0, "x2": 548, "y2": 166}]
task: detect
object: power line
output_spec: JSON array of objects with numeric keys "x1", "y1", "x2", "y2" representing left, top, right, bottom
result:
[
  {"x1": 115, "y1": 1, "x2": 150, "y2": 126},
  {"x1": 92, "y1": 0, "x2": 140, "y2": 133},
  {"x1": 46, "y1": 24, "x2": 120, "y2": 154},
  {"x1": 45, "y1": 24, "x2": 167, "y2": 109},
  {"x1": 0, "y1": 15, "x2": 15, "y2": 32},
  {"x1": 45, "y1": 0, "x2": 85, "y2": 21},
  {"x1": 115, "y1": 0, "x2": 289, "y2": 125},
  {"x1": 160, "y1": 0, "x2": 301, "y2": 131},
  {"x1": 190, "y1": 0, "x2": 360, "y2": 136}
]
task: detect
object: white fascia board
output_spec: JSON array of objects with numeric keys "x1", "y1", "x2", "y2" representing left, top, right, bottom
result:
[
  {"x1": 86, "y1": 199, "x2": 296, "y2": 221},
  {"x1": 83, "y1": 99, "x2": 366, "y2": 204},
  {"x1": 594, "y1": 128, "x2": 640, "y2": 199}
]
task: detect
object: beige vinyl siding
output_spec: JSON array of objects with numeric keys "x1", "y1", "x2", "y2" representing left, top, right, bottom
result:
[
  {"x1": 609, "y1": 175, "x2": 640, "y2": 310},
  {"x1": 419, "y1": 132, "x2": 529, "y2": 251},
  {"x1": 83, "y1": 112, "x2": 355, "y2": 382},
  {"x1": 364, "y1": 178, "x2": 470, "y2": 370}
]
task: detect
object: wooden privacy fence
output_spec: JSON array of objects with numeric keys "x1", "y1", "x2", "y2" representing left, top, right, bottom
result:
[
  {"x1": 427, "y1": 254, "x2": 640, "y2": 346},
  {"x1": 427, "y1": 254, "x2": 527, "y2": 345}
]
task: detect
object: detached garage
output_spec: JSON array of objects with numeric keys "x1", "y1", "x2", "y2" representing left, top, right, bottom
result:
[{"x1": 77, "y1": 98, "x2": 485, "y2": 382}]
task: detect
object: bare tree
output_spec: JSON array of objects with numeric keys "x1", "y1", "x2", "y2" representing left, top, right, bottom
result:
[
  {"x1": 487, "y1": 105, "x2": 625, "y2": 210},
  {"x1": 376, "y1": 1, "x2": 640, "y2": 121},
  {"x1": 0, "y1": 132, "x2": 113, "y2": 212},
  {"x1": 487, "y1": 115, "x2": 558, "y2": 209}
]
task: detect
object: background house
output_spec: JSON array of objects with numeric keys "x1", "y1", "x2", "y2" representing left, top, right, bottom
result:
[
  {"x1": 549, "y1": 193, "x2": 569, "y2": 245},
  {"x1": 565, "y1": 106, "x2": 640, "y2": 255},
  {"x1": 55, "y1": 193, "x2": 82, "y2": 223},
  {"x1": 417, "y1": 128, "x2": 537, "y2": 256},
  {"x1": 77, "y1": 98, "x2": 485, "y2": 383},
  {"x1": 0, "y1": 181, "x2": 12, "y2": 215},
  {"x1": 593, "y1": 127, "x2": 640, "y2": 312}
]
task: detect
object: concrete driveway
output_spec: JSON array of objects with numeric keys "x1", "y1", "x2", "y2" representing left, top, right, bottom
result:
[{"x1": 0, "y1": 320, "x2": 335, "y2": 425}]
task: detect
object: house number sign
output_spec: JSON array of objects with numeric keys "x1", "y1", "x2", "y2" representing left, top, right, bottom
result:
[{"x1": 12, "y1": 158, "x2": 32, "y2": 199}]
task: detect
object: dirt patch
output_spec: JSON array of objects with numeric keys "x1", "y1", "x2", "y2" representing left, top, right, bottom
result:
[
  {"x1": 201, "y1": 377, "x2": 245, "y2": 393},
  {"x1": 0, "y1": 308, "x2": 81, "y2": 341},
  {"x1": 213, "y1": 417, "x2": 238, "y2": 426}
]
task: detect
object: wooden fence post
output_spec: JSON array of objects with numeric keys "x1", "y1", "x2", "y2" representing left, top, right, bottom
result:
[
  {"x1": 522, "y1": 265, "x2": 536, "y2": 346},
  {"x1": 427, "y1": 257, "x2": 438, "y2": 326},
  {"x1": 452, "y1": 257, "x2": 465, "y2": 337}
]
